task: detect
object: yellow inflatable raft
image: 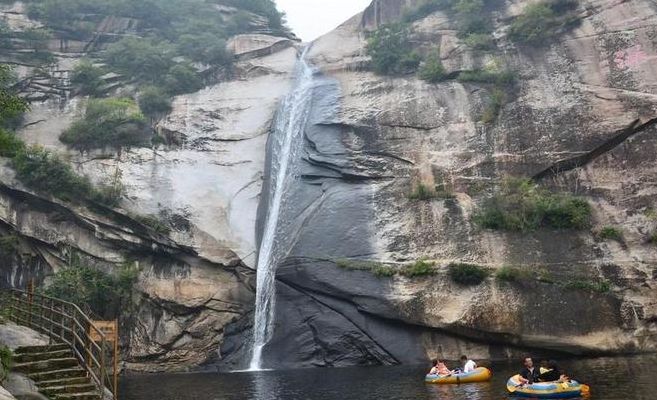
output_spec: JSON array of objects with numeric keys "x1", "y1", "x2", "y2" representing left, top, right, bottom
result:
[
  {"x1": 425, "y1": 367, "x2": 492, "y2": 384},
  {"x1": 506, "y1": 375, "x2": 590, "y2": 398}
]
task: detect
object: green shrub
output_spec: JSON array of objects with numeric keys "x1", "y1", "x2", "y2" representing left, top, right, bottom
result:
[
  {"x1": 408, "y1": 183, "x2": 437, "y2": 200},
  {"x1": 566, "y1": 279, "x2": 611, "y2": 294},
  {"x1": 60, "y1": 98, "x2": 149, "y2": 150},
  {"x1": 71, "y1": 60, "x2": 105, "y2": 96},
  {"x1": 401, "y1": 260, "x2": 435, "y2": 277},
  {"x1": 336, "y1": 259, "x2": 396, "y2": 278},
  {"x1": 0, "y1": 129, "x2": 25, "y2": 157},
  {"x1": 373, "y1": 265, "x2": 396, "y2": 277},
  {"x1": 463, "y1": 33, "x2": 495, "y2": 50},
  {"x1": 475, "y1": 178, "x2": 591, "y2": 231},
  {"x1": 448, "y1": 262, "x2": 489, "y2": 285},
  {"x1": 138, "y1": 86, "x2": 172, "y2": 117},
  {"x1": 0, "y1": 65, "x2": 29, "y2": 127},
  {"x1": 509, "y1": 0, "x2": 580, "y2": 44},
  {"x1": 104, "y1": 37, "x2": 176, "y2": 83},
  {"x1": 162, "y1": 63, "x2": 204, "y2": 95},
  {"x1": 177, "y1": 34, "x2": 232, "y2": 66},
  {"x1": 45, "y1": 255, "x2": 139, "y2": 319},
  {"x1": 418, "y1": 53, "x2": 447, "y2": 83},
  {"x1": 13, "y1": 147, "x2": 93, "y2": 202},
  {"x1": 495, "y1": 266, "x2": 521, "y2": 282},
  {"x1": 366, "y1": 23, "x2": 420, "y2": 75},
  {"x1": 598, "y1": 226, "x2": 623, "y2": 242},
  {"x1": 0, "y1": 345, "x2": 12, "y2": 382},
  {"x1": 402, "y1": 0, "x2": 446, "y2": 22},
  {"x1": 481, "y1": 88, "x2": 506, "y2": 124}
]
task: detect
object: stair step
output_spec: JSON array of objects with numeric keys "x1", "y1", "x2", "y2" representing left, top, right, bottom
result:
[
  {"x1": 38, "y1": 376, "x2": 92, "y2": 388},
  {"x1": 54, "y1": 392, "x2": 101, "y2": 400},
  {"x1": 14, "y1": 358, "x2": 79, "y2": 373},
  {"x1": 14, "y1": 349, "x2": 74, "y2": 363},
  {"x1": 29, "y1": 367, "x2": 87, "y2": 382},
  {"x1": 41, "y1": 383, "x2": 97, "y2": 396},
  {"x1": 15, "y1": 343, "x2": 69, "y2": 355}
]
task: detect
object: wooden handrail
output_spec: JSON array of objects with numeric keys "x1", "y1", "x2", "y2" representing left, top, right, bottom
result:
[{"x1": 1, "y1": 289, "x2": 118, "y2": 400}]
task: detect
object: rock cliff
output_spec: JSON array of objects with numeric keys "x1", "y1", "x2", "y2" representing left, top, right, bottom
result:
[
  {"x1": 253, "y1": 0, "x2": 657, "y2": 368},
  {"x1": 0, "y1": 1, "x2": 299, "y2": 372},
  {"x1": 1, "y1": 0, "x2": 657, "y2": 372}
]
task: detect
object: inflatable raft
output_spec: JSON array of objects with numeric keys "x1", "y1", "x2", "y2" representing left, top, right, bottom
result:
[
  {"x1": 506, "y1": 375, "x2": 589, "y2": 398},
  {"x1": 425, "y1": 367, "x2": 492, "y2": 384}
]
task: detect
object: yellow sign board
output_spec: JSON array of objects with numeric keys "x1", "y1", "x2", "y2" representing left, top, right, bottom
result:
[{"x1": 89, "y1": 320, "x2": 118, "y2": 343}]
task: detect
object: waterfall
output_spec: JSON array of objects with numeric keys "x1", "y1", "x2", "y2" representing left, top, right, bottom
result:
[{"x1": 249, "y1": 50, "x2": 315, "y2": 371}]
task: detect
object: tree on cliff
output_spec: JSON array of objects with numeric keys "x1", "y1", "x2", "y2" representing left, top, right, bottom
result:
[{"x1": 0, "y1": 65, "x2": 28, "y2": 128}]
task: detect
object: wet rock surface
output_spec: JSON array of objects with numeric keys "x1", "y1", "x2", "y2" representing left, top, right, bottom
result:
[{"x1": 250, "y1": 0, "x2": 657, "y2": 367}]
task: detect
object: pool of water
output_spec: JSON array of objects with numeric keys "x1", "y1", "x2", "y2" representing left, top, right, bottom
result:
[{"x1": 119, "y1": 355, "x2": 657, "y2": 400}]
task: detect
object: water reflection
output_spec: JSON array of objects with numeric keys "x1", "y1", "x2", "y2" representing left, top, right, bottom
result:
[{"x1": 120, "y1": 355, "x2": 657, "y2": 400}]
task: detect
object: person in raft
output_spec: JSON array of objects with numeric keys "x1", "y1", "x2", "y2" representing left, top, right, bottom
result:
[
  {"x1": 459, "y1": 355, "x2": 477, "y2": 373},
  {"x1": 538, "y1": 360, "x2": 569, "y2": 383},
  {"x1": 429, "y1": 359, "x2": 451, "y2": 376},
  {"x1": 519, "y1": 357, "x2": 540, "y2": 384}
]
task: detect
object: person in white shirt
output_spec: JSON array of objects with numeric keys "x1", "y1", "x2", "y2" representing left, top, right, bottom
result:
[{"x1": 461, "y1": 355, "x2": 477, "y2": 373}]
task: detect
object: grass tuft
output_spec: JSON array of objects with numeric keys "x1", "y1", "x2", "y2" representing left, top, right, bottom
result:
[{"x1": 448, "y1": 262, "x2": 489, "y2": 285}]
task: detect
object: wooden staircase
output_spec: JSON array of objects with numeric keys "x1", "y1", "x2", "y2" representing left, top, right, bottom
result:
[{"x1": 13, "y1": 344, "x2": 101, "y2": 400}]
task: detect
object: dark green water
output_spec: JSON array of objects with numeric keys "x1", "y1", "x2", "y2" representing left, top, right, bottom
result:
[{"x1": 120, "y1": 355, "x2": 656, "y2": 400}]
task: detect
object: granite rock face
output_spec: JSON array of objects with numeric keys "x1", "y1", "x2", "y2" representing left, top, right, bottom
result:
[
  {"x1": 0, "y1": 2, "x2": 299, "y2": 372},
  {"x1": 3, "y1": 0, "x2": 657, "y2": 372},
  {"x1": 249, "y1": 0, "x2": 657, "y2": 367}
]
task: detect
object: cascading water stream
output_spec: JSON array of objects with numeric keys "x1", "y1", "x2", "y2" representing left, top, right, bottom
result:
[{"x1": 248, "y1": 50, "x2": 315, "y2": 371}]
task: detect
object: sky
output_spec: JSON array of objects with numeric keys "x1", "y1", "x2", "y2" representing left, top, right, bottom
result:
[{"x1": 276, "y1": 0, "x2": 372, "y2": 41}]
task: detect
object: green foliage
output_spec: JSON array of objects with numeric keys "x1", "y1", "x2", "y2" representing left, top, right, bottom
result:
[
  {"x1": 0, "y1": 345, "x2": 12, "y2": 382},
  {"x1": 13, "y1": 147, "x2": 92, "y2": 201},
  {"x1": 138, "y1": 86, "x2": 172, "y2": 117},
  {"x1": 104, "y1": 37, "x2": 175, "y2": 84},
  {"x1": 71, "y1": 60, "x2": 105, "y2": 96},
  {"x1": 598, "y1": 226, "x2": 623, "y2": 242},
  {"x1": 566, "y1": 279, "x2": 611, "y2": 293},
  {"x1": 495, "y1": 265, "x2": 531, "y2": 282},
  {"x1": 60, "y1": 98, "x2": 149, "y2": 150},
  {"x1": 0, "y1": 235, "x2": 19, "y2": 254},
  {"x1": 221, "y1": 0, "x2": 286, "y2": 30},
  {"x1": 177, "y1": 34, "x2": 232, "y2": 65},
  {"x1": 408, "y1": 183, "x2": 437, "y2": 201},
  {"x1": 452, "y1": 0, "x2": 484, "y2": 14},
  {"x1": 45, "y1": 256, "x2": 139, "y2": 319},
  {"x1": 0, "y1": 129, "x2": 26, "y2": 158},
  {"x1": 11, "y1": 146, "x2": 122, "y2": 206},
  {"x1": 162, "y1": 64, "x2": 204, "y2": 95},
  {"x1": 475, "y1": 178, "x2": 592, "y2": 231},
  {"x1": 402, "y1": 0, "x2": 450, "y2": 22},
  {"x1": 463, "y1": 33, "x2": 495, "y2": 50},
  {"x1": 366, "y1": 23, "x2": 420, "y2": 75},
  {"x1": 509, "y1": 0, "x2": 580, "y2": 44},
  {"x1": 401, "y1": 260, "x2": 436, "y2": 277},
  {"x1": 481, "y1": 88, "x2": 506, "y2": 124},
  {"x1": 448, "y1": 262, "x2": 489, "y2": 285},
  {"x1": 418, "y1": 53, "x2": 447, "y2": 83},
  {"x1": 373, "y1": 265, "x2": 396, "y2": 277},
  {"x1": 336, "y1": 259, "x2": 396, "y2": 278},
  {"x1": 0, "y1": 65, "x2": 29, "y2": 127}
]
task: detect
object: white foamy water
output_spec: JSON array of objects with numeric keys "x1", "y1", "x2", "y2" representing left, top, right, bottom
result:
[{"x1": 249, "y1": 50, "x2": 315, "y2": 371}]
